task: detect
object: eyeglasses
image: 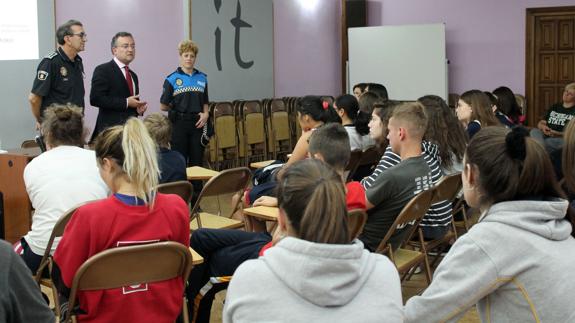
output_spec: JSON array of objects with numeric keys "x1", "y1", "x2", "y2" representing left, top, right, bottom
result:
[
  {"x1": 70, "y1": 32, "x2": 87, "y2": 39},
  {"x1": 116, "y1": 44, "x2": 136, "y2": 49}
]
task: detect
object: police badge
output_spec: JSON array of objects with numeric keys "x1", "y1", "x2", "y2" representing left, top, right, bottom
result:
[
  {"x1": 175, "y1": 78, "x2": 183, "y2": 87},
  {"x1": 60, "y1": 66, "x2": 68, "y2": 77}
]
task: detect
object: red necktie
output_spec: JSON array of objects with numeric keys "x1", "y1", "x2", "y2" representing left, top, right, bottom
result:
[{"x1": 124, "y1": 65, "x2": 134, "y2": 96}]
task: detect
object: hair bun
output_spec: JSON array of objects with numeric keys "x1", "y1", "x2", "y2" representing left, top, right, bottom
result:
[{"x1": 505, "y1": 126, "x2": 529, "y2": 160}]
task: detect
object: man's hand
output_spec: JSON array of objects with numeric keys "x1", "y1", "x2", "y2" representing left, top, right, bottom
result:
[
  {"x1": 538, "y1": 120, "x2": 552, "y2": 136},
  {"x1": 136, "y1": 103, "x2": 148, "y2": 116},
  {"x1": 127, "y1": 95, "x2": 147, "y2": 109},
  {"x1": 195, "y1": 111, "x2": 209, "y2": 128}
]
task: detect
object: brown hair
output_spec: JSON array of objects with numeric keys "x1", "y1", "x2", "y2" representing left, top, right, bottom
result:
[
  {"x1": 389, "y1": 101, "x2": 428, "y2": 139},
  {"x1": 94, "y1": 118, "x2": 159, "y2": 206},
  {"x1": 277, "y1": 159, "x2": 349, "y2": 244},
  {"x1": 371, "y1": 100, "x2": 399, "y2": 148},
  {"x1": 418, "y1": 95, "x2": 468, "y2": 169},
  {"x1": 465, "y1": 126, "x2": 574, "y2": 235},
  {"x1": 562, "y1": 119, "x2": 575, "y2": 196},
  {"x1": 144, "y1": 113, "x2": 172, "y2": 148},
  {"x1": 41, "y1": 104, "x2": 85, "y2": 147},
  {"x1": 308, "y1": 123, "x2": 350, "y2": 172},
  {"x1": 359, "y1": 91, "x2": 384, "y2": 115},
  {"x1": 460, "y1": 90, "x2": 500, "y2": 127}
]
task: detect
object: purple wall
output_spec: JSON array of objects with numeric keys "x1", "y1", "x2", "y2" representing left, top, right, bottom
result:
[
  {"x1": 367, "y1": 0, "x2": 574, "y2": 96},
  {"x1": 273, "y1": 0, "x2": 342, "y2": 97},
  {"x1": 55, "y1": 0, "x2": 184, "y2": 136}
]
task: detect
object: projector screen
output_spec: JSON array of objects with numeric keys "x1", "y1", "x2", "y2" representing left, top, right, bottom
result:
[{"x1": 0, "y1": 0, "x2": 39, "y2": 60}]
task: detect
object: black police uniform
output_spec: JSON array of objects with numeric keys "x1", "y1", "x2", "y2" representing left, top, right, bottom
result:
[
  {"x1": 31, "y1": 47, "x2": 85, "y2": 118},
  {"x1": 160, "y1": 67, "x2": 209, "y2": 167}
]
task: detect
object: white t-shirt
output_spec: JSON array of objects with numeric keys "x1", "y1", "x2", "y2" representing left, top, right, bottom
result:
[
  {"x1": 23, "y1": 146, "x2": 109, "y2": 255},
  {"x1": 344, "y1": 125, "x2": 375, "y2": 151}
]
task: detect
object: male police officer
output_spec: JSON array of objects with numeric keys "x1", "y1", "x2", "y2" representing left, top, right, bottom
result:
[{"x1": 29, "y1": 20, "x2": 86, "y2": 129}]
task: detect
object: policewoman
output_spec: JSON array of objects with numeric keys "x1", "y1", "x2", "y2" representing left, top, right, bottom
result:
[{"x1": 160, "y1": 40, "x2": 210, "y2": 167}]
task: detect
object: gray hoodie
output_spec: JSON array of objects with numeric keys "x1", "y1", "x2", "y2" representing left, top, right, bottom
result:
[
  {"x1": 224, "y1": 237, "x2": 403, "y2": 323},
  {"x1": 405, "y1": 199, "x2": 575, "y2": 322}
]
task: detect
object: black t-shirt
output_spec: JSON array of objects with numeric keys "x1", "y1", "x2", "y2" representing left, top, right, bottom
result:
[
  {"x1": 31, "y1": 47, "x2": 85, "y2": 115},
  {"x1": 544, "y1": 103, "x2": 575, "y2": 132}
]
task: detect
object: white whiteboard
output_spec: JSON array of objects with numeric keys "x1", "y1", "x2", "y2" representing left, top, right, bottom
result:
[{"x1": 348, "y1": 24, "x2": 447, "y2": 101}]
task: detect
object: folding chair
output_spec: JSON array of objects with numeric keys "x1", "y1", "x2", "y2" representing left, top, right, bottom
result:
[
  {"x1": 347, "y1": 209, "x2": 367, "y2": 241},
  {"x1": 34, "y1": 202, "x2": 92, "y2": 317},
  {"x1": 210, "y1": 102, "x2": 239, "y2": 170},
  {"x1": 21, "y1": 139, "x2": 39, "y2": 149},
  {"x1": 157, "y1": 181, "x2": 194, "y2": 205},
  {"x1": 190, "y1": 167, "x2": 251, "y2": 231},
  {"x1": 63, "y1": 241, "x2": 193, "y2": 323},
  {"x1": 408, "y1": 173, "x2": 462, "y2": 269},
  {"x1": 375, "y1": 189, "x2": 434, "y2": 285},
  {"x1": 266, "y1": 99, "x2": 292, "y2": 161},
  {"x1": 240, "y1": 101, "x2": 267, "y2": 165}
]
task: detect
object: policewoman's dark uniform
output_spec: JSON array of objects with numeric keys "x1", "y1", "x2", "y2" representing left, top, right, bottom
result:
[
  {"x1": 160, "y1": 67, "x2": 209, "y2": 166},
  {"x1": 31, "y1": 47, "x2": 85, "y2": 117}
]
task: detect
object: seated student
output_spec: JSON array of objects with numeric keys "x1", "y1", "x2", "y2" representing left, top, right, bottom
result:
[
  {"x1": 358, "y1": 91, "x2": 383, "y2": 115},
  {"x1": 246, "y1": 96, "x2": 340, "y2": 203},
  {"x1": 485, "y1": 91, "x2": 515, "y2": 128},
  {"x1": 493, "y1": 86, "x2": 525, "y2": 125},
  {"x1": 359, "y1": 102, "x2": 434, "y2": 251},
  {"x1": 52, "y1": 118, "x2": 190, "y2": 323},
  {"x1": 143, "y1": 113, "x2": 186, "y2": 183},
  {"x1": 352, "y1": 82, "x2": 367, "y2": 99},
  {"x1": 334, "y1": 94, "x2": 375, "y2": 151},
  {"x1": 1, "y1": 240, "x2": 55, "y2": 322},
  {"x1": 530, "y1": 82, "x2": 575, "y2": 154},
  {"x1": 562, "y1": 119, "x2": 575, "y2": 204},
  {"x1": 362, "y1": 98, "x2": 453, "y2": 240},
  {"x1": 188, "y1": 123, "x2": 366, "y2": 323},
  {"x1": 456, "y1": 89, "x2": 500, "y2": 138},
  {"x1": 224, "y1": 159, "x2": 403, "y2": 322},
  {"x1": 15, "y1": 105, "x2": 108, "y2": 273},
  {"x1": 365, "y1": 82, "x2": 389, "y2": 101},
  {"x1": 405, "y1": 126, "x2": 575, "y2": 322}
]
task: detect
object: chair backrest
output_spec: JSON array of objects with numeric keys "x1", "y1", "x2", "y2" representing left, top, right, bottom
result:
[
  {"x1": 34, "y1": 202, "x2": 93, "y2": 282},
  {"x1": 345, "y1": 150, "x2": 363, "y2": 182},
  {"x1": 190, "y1": 167, "x2": 252, "y2": 219},
  {"x1": 21, "y1": 139, "x2": 39, "y2": 149},
  {"x1": 358, "y1": 146, "x2": 382, "y2": 167},
  {"x1": 157, "y1": 181, "x2": 194, "y2": 204},
  {"x1": 375, "y1": 189, "x2": 433, "y2": 253},
  {"x1": 65, "y1": 241, "x2": 192, "y2": 323},
  {"x1": 347, "y1": 209, "x2": 367, "y2": 241},
  {"x1": 431, "y1": 173, "x2": 462, "y2": 204}
]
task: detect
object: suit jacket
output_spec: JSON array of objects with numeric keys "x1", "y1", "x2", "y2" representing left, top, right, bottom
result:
[{"x1": 90, "y1": 59, "x2": 139, "y2": 141}]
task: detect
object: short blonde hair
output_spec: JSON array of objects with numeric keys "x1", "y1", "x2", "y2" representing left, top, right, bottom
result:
[
  {"x1": 144, "y1": 113, "x2": 172, "y2": 148},
  {"x1": 390, "y1": 102, "x2": 428, "y2": 139},
  {"x1": 565, "y1": 82, "x2": 575, "y2": 93},
  {"x1": 178, "y1": 40, "x2": 198, "y2": 56}
]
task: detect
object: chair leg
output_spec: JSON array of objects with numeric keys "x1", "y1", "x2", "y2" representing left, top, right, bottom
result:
[{"x1": 182, "y1": 296, "x2": 190, "y2": 323}]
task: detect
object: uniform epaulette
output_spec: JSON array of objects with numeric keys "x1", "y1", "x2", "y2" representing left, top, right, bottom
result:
[{"x1": 43, "y1": 51, "x2": 59, "y2": 60}]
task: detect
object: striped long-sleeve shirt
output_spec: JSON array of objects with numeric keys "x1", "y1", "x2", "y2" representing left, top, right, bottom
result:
[{"x1": 361, "y1": 141, "x2": 452, "y2": 229}]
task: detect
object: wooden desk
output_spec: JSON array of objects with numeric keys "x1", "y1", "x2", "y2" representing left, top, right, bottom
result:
[
  {"x1": 189, "y1": 247, "x2": 204, "y2": 265},
  {"x1": 243, "y1": 206, "x2": 279, "y2": 222},
  {"x1": 186, "y1": 166, "x2": 219, "y2": 181},
  {"x1": 0, "y1": 147, "x2": 41, "y2": 243},
  {"x1": 250, "y1": 160, "x2": 275, "y2": 169}
]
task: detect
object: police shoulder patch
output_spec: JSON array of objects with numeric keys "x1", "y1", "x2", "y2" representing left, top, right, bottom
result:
[{"x1": 37, "y1": 70, "x2": 49, "y2": 81}]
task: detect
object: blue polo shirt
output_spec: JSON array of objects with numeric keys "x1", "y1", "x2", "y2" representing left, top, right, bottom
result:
[{"x1": 160, "y1": 67, "x2": 209, "y2": 114}]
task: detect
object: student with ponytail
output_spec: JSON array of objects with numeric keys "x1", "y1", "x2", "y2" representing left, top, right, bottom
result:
[
  {"x1": 53, "y1": 118, "x2": 190, "y2": 322},
  {"x1": 224, "y1": 159, "x2": 402, "y2": 322},
  {"x1": 334, "y1": 94, "x2": 375, "y2": 151},
  {"x1": 405, "y1": 126, "x2": 575, "y2": 322}
]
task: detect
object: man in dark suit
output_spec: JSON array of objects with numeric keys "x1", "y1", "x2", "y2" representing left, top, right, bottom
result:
[{"x1": 90, "y1": 32, "x2": 147, "y2": 141}]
